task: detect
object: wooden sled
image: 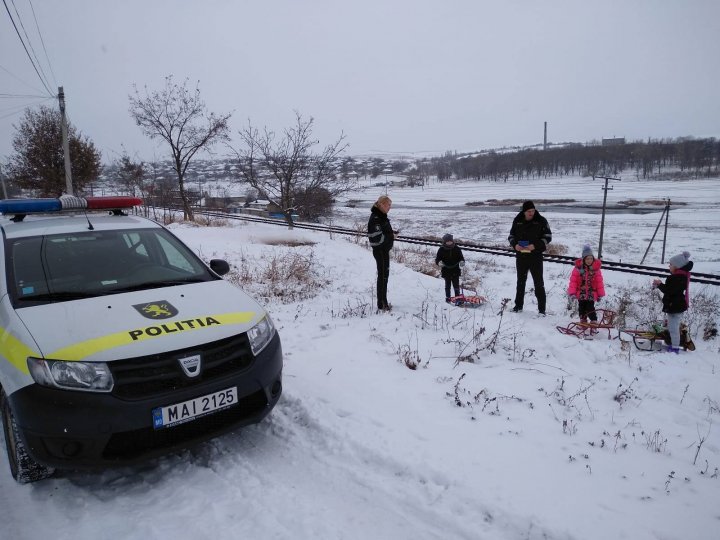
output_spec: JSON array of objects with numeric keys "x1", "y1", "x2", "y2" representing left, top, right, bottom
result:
[
  {"x1": 448, "y1": 293, "x2": 486, "y2": 308},
  {"x1": 620, "y1": 322, "x2": 696, "y2": 352},
  {"x1": 446, "y1": 284, "x2": 486, "y2": 308},
  {"x1": 556, "y1": 309, "x2": 617, "y2": 340}
]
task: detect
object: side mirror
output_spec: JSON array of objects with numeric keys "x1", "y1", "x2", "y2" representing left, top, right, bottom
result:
[{"x1": 209, "y1": 259, "x2": 230, "y2": 276}]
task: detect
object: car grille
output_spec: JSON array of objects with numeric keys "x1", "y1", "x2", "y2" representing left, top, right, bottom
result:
[
  {"x1": 102, "y1": 389, "x2": 268, "y2": 460},
  {"x1": 109, "y1": 333, "x2": 253, "y2": 399}
]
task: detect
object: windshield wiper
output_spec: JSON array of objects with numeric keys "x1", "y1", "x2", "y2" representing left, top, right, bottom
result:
[
  {"x1": 18, "y1": 291, "x2": 104, "y2": 302},
  {"x1": 107, "y1": 278, "x2": 208, "y2": 293}
]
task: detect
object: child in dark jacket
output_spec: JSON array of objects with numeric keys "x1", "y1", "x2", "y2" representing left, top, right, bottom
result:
[
  {"x1": 435, "y1": 234, "x2": 465, "y2": 302},
  {"x1": 653, "y1": 251, "x2": 693, "y2": 353},
  {"x1": 567, "y1": 244, "x2": 605, "y2": 322}
]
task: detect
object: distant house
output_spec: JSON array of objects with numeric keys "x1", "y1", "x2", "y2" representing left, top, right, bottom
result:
[
  {"x1": 246, "y1": 199, "x2": 272, "y2": 210},
  {"x1": 242, "y1": 199, "x2": 300, "y2": 219},
  {"x1": 602, "y1": 137, "x2": 626, "y2": 146},
  {"x1": 204, "y1": 195, "x2": 247, "y2": 211}
]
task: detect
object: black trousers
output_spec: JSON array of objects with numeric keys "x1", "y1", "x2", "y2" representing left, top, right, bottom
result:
[
  {"x1": 444, "y1": 274, "x2": 460, "y2": 298},
  {"x1": 373, "y1": 248, "x2": 390, "y2": 309},
  {"x1": 514, "y1": 254, "x2": 546, "y2": 312},
  {"x1": 578, "y1": 299, "x2": 597, "y2": 321}
]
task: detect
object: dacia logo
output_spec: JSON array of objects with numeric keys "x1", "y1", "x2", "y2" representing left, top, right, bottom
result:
[
  {"x1": 178, "y1": 354, "x2": 202, "y2": 378},
  {"x1": 133, "y1": 301, "x2": 178, "y2": 319}
]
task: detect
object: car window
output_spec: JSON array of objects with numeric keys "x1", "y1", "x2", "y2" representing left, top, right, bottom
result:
[
  {"x1": 156, "y1": 234, "x2": 197, "y2": 273},
  {"x1": 8, "y1": 227, "x2": 216, "y2": 306}
]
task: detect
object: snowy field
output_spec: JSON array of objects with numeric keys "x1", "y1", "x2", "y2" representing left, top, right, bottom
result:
[
  {"x1": 1, "y1": 176, "x2": 720, "y2": 540},
  {"x1": 331, "y1": 174, "x2": 720, "y2": 272}
]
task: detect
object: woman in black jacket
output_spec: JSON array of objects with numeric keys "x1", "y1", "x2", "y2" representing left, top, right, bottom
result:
[
  {"x1": 652, "y1": 251, "x2": 693, "y2": 353},
  {"x1": 367, "y1": 196, "x2": 395, "y2": 311}
]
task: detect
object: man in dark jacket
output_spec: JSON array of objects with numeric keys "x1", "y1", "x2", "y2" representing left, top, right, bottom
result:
[
  {"x1": 368, "y1": 196, "x2": 395, "y2": 311},
  {"x1": 507, "y1": 200, "x2": 552, "y2": 314}
]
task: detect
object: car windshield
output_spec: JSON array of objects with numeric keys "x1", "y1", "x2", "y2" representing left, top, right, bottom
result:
[{"x1": 8, "y1": 227, "x2": 218, "y2": 306}]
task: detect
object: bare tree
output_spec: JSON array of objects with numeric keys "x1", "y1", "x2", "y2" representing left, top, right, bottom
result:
[
  {"x1": 128, "y1": 76, "x2": 231, "y2": 220},
  {"x1": 231, "y1": 112, "x2": 350, "y2": 227},
  {"x1": 113, "y1": 152, "x2": 145, "y2": 197}
]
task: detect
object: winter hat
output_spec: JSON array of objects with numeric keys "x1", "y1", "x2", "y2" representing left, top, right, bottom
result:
[
  {"x1": 581, "y1": 244, "x2": 594, "y2": 258},
  {"x1": 522, "y1": 200, "x2": 535, "y2": 212},
  {"x1": 442, "y1": 233, "x2": 454, "y2": 243},
  {"x1": 669, "y1": 251, "x2": 691, "y2": 268}
]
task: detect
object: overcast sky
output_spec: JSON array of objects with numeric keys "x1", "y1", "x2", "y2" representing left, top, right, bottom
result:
[{"x1": 2, "y1": 0, "x2": 719, "y2": 164}]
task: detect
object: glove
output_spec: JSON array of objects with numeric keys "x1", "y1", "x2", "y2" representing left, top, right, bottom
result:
[
  {"x1": 459, "y1": 261, "x2": 465, "y2": 268},
  {"x1": 438, "y1": 261, "x2": 445, "y2": 268}
]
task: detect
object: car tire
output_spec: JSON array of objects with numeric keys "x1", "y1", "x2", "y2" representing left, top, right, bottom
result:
[{"x1": 1, "y1": 390, "x2": 55, "y2": 484}]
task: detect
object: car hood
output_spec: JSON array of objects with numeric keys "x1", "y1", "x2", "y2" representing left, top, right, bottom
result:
[{"x1": 15, "y1": 280, "x2": 265, "y2": 362}]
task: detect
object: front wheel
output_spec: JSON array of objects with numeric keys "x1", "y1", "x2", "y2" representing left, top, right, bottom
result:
[{"x1": 1, "y1": 390, "x2": 55, "y2": 484}]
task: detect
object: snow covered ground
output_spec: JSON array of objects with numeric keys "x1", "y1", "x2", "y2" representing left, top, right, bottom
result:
[{"x1": 1, "y1": 176, "x2": 719, "y2": 540}]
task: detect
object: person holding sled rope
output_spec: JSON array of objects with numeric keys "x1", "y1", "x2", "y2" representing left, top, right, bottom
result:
[{"x1": 435, "y1": 233, "x2": 465, "y2": 303}]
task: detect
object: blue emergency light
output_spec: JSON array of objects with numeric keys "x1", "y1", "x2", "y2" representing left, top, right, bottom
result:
[{"x1": 0, "y1": 196, "x2": 142, "y2": 215}]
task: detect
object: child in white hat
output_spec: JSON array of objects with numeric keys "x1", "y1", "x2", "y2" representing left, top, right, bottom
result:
[{"x1": 652, "y1": 251, "x2": 693, "y2": 353}]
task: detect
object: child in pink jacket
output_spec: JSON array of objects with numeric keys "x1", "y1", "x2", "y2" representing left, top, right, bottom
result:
[{"x1": 568, "y1": 244, "x2": 606, "y2": 322}]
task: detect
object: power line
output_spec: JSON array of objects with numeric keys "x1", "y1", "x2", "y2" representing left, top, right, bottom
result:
[
  {"x1": 2, "y1": 0, "x2": 54, "y2": 96},
  {"x1": 27, "y1": 0, "x2": 57, "y2": 88},
  {"x1": 0, "y1": 63, "x2": 46, "y2": 94},
  {"x1": 9, "y1": 0, "x2": 53, "y2": 91},
  {"x1": 0, "y1": 96, "x2": 53, "y2": 120},
  {"x1": 0, "y1": 92, "x2": 51, "y2": 98}
]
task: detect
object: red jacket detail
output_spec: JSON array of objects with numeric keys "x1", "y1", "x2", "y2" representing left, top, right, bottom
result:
[{"x1": 568, "y1": 258, "x2": 605, "y2": 301}]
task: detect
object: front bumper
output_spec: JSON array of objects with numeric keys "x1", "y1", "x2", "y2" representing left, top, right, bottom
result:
[{"x1": 8, "y1": 333, "x2": 283, "y2": 469}]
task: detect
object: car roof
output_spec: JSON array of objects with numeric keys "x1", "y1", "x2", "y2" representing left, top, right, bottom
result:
[{"x1": 0, "y1": 213, "x2": 162, "y2": 240}]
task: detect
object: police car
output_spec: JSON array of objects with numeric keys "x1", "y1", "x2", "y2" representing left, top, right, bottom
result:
[{"x1": 0, "y1": 196, "x2": 282, "y2": 483}]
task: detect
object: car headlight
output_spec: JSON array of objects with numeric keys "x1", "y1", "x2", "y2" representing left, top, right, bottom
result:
[
  {"x1": 247, "y1": 315, "x2": 275, "y2": 356},
  {"x1": 27, "y1": 357, "x2": 114, "y2": 392}
]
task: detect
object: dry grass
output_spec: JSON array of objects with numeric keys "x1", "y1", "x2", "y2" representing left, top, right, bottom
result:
[
  {"x1": 226, "y1": 248, "x2": 326, "y2": 304},
  {"x1": 546, "y1": 242, "x2": 568, "y2": 256},
  {"x1": 609, "y1": 283, "x2": 720, "y2": 341},
  {"x1": 263, "y1": 238, "x2": 317, "y2": 247},
  {"x1": 390, "y1": 244, "x2": 437, "y2": 276}
]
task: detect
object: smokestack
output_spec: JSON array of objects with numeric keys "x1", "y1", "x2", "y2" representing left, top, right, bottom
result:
[{"x1": 543, "y1": 121, "x2": 547, "y2": 150}]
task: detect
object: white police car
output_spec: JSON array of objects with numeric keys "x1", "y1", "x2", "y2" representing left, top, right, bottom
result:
[{"x1": 0, "y1": 196, "x2": 282, "y2": 483}]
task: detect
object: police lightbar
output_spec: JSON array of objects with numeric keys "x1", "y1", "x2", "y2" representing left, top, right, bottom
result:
[{"x1": 0, "y1": 196, "x2": 142, "y2": 215}]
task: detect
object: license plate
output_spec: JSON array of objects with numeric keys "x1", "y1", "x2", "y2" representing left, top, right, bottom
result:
[{"x1": 152, "y1": 387, "x2": 238, "y2": 429}]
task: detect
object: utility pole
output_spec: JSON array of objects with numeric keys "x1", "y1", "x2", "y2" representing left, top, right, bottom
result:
[
  {"x1": 593, "y1": 175, "x2": 621, "y2": 259},
  {"x1": 0, "y1": 164, "x2": 7, "y2": 199},
  {"x1": 640, "y1": 199, "x2": 669, "y2": 265},
  {"x1": 661, "y1": 198, "x2": 671, "y2": 264},
  {"x1": 58, "y1": 86, "x2": 73, "y2": 195}
]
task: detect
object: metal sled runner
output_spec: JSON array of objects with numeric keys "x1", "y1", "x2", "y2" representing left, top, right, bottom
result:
[
  {"x1": 620, "y1": 322, "x2": 696, "y2": 352},
  {"x1": 556, "y1": 309, "x2": 617, "y2": 340},
  {"x1": 448, "y1": 293, "x2": 486, "y2": 308}
]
